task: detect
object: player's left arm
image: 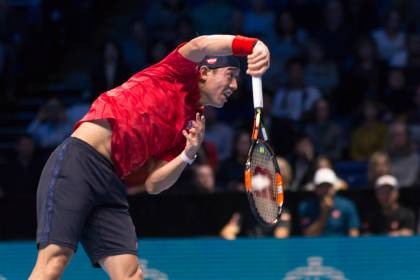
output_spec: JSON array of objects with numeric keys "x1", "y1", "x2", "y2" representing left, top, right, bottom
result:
[
  {"x1": 178, "y1": 35, "x2": 270, "y2": 76},
  {"x1": 144, "y1": 113, "x2": 205, "y2": 194}
]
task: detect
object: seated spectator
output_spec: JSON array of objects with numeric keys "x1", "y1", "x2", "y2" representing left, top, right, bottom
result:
[
  {"x1": 243, "y1": 0, "x2": 275, "y2": 41},
  {"x1": 289, "y1": 135, "x2": 316, "y2": 191},
  {"x1": 390, "y1": 32, "x2": 420, "y2": 69},
  {"x1": 350, "y1": 99, "x2": 387, "y2": 161},
  {"x1": 367, "y1": 151, "x2": 392, "y2": 188},
  {"x1": 303, "y1": 155, "x2": 348, "y2": 191},
  {"x1": 91, "y1": 40, "x2": 131, "y2": 97},
  {"x1": 381, "y1": 68, "x2": 410, "y2": 117},
  {"x1": 191, "y1": 163, "x2": 216, "y2": 193},
  {"x1": 407, "y1": 85, "x2": 420, "y2": 150},
  {"x1": 276, "y1": 156, "x2": 293, "y2": 190},
  {"x1": 0, "y1": 135, "x2": 44, "y2": 197},
  {"x1": 121, "y1": 19, "x2": 148, "y2": 72},
  {"x1": 304, "y1": 39, "x2": 338, "y2": 94},
  {"x1": 220, "y1": 208, "x2": 292, "y2": 240},
  {"x1": 27, "y1": 98, "x2": 72, "y2": 149},
  {"x1": 272, "y1": 58, "x2": 321, "y2": 122},
  {"x1": 385, "y1": 121, "x2": 419, "y2": 187},
  {"x1": 305, "y1": 99, "x2": 344, "y2": 160},
  {"x1": 363, "y1": 175, "x2": 415, "y2": 236},
  {"x1": 299, "y1": 168, "x2": 360, "y2": 237},
  {"x1": 342, "y1": 37, "x2": 385, "y2": 114},
  {"x1": 270, "y1": 58, "x2": 321, "y2": 155},
  {"x1": 217, "y1": 130, "x2": 250, "y2": 192},
  {"x1": 204, "y1": 107, "x2": 234, "y2": 162},
  {"x1": 371, "y1": 10, "x2": 406, "y2": 62}
]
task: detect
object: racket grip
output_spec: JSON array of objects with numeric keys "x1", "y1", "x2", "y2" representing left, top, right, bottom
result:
[{"x1": 252, "y1": 76, "x2": 263, "y2": 109}]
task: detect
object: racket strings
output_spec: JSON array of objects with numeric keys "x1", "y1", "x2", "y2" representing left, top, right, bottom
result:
[{"x1": 250, "y1": 143, "x2": 278, "y2": 223}]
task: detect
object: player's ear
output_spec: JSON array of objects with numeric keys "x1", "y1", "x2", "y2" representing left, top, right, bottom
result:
[{"x1": 199, "y1": 66, "x2": 209, "y2": 82}]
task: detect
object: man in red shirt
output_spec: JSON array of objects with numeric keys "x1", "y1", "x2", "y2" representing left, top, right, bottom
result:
[{"x1": 29, "y1": 35, "x2": 270, "y2": 280}]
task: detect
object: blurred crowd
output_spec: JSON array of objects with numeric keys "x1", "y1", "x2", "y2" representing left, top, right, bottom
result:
[{"x1": 1, "y1": 0, "x2": 420, "y2": 239}]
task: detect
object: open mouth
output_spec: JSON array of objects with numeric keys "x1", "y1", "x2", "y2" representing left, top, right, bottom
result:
[{"x1": 222, "y1": 91, "x2": 232, "y2": 100}]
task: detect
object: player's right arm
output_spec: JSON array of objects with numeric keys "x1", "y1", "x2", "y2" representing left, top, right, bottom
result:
[{"x1": 178, "y1": 35, "x2": 270, "y2": 77}]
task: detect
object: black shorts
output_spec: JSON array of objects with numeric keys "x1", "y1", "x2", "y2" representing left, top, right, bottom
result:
[{"x1": 36, "y1": 137, "x2": 137, "y2": 267}]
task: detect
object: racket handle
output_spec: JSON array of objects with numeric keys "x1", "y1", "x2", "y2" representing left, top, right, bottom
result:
[{"x1": 252, "y1": 76, "x2": 263, "y2": 109}]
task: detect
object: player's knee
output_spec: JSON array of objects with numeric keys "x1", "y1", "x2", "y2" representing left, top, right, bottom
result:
[{"x1": 44, "y1": 255, "x2": 69, "y2": 279}]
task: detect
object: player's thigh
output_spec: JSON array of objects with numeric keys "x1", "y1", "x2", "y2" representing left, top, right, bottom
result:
[
  {"x1": 99, "y1": 254, "x2": 143, "y2": 280},
  {"x1": 81, "y1": 205, "x2": 138, "y2": 268}
]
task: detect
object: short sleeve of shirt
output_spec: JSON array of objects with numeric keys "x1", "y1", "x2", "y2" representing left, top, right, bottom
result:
[
  {"x1": 343, "y1": 198, "x2": 360, "y2": 230},
  {"x1": 298, "y1": 199, "x2": 318, "y2": 230}
]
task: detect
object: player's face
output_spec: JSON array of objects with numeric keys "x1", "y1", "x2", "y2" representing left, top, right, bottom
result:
[{"x1": 199, "y1": 67, "x2": 240, "y2": 108}]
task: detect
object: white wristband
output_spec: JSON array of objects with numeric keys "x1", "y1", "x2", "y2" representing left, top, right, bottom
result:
[{"x1": 181, "y1": 151, "x2": 197, "y2": 165}]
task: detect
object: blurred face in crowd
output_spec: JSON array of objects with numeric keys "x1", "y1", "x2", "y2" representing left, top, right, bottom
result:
[
  {"x1": 325, "y1": 0, "x2": 343, "y2": 29},
  {"x1": 307, "y1": 41, "x2": 324, "y2": 63},
  {"x1": 295, "y1": 137, "x2": 314, "y2": 161},
  {"x1": 44, "y1": 98, "x2": 65, "y2": 123},
  {"x1": 277, "y1": 11, "x2": 295, "y2": 34},
  {"x1": 388, "y1": 69, "x2": 405, "y2": 90},
  {"x1": 369, "y1": 152, "x2": 391, "y2": 179},
  {"x1": 407, "y1": 33, "x2": 420, "y2": 55},
  {"x1": 386, "y1": 11, "x2": 401, "y2": 33},
  {"x1": 199, "y1": 66, "x2": 239, "y2": 108},
  {"x1": 316, "y1": 156, "x2": 333, "y2": 169},
  {"x1": 389, "y1": 122, "x2": 407, "y2": 149},
  {"x1": 316, "y1": 183, "x2": 335, "y2": 197},
  {"x1": 362, "y1": 101, "x2": 378, "y2": 122},
  {"x1": 194, "y1": 164, "x2": 215, "y2": 192},
  {"x1": 375, "y1": 185, "x2": 398, "y2": 208},
  {"x1": 104, "y1": 42, "x2": 118, "y2": 62},
  {"x1": 16, "y1": 136, "x2": 34, "y2": 159},
  {"x1": 235, "y1": 131, "x2": 251, "y2": 159},
  {"x1": 315, "y1": 99, "x2": 330, "y2": 122},
  {"x1": 357, "y1": 39, "x2": 376, "y2": 61},
  {"x1": 287, "y1": 63, "x2": 304, "y2": 87},
  {"x1": 276, "y1": 157, "x2": 292, "y2": 189}
]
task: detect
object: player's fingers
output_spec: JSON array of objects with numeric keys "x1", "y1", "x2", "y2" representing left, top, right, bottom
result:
[
  {"x1": 248, "y1": 59, "x2": 269, "y2": 72},
  {"x1": 247, "y1": 51, "x2": 267, "y2": 64}
]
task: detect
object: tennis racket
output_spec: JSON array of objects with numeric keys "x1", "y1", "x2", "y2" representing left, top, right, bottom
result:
[{"x1": 244, "y1": 76, "x2": 284, "y2": 225}]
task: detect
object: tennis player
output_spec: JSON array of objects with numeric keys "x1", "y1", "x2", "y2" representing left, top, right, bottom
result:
[{"x1": 29, "y1": 35, "x2": 270, "y2": 280}]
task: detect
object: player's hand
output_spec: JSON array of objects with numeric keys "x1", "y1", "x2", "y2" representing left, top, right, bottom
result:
[
  {"x1": 182, "y1": 113, "x2": 205, "y2": 159},
  {"x1": 246, "y1": 41, "x2": 270, "y2": 77}
]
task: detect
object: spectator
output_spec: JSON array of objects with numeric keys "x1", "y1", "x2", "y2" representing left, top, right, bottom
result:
[
  {"x1": 342, "y1": 37, "x2": 385, "y2": 113},
  {"x1": 364, "y1": 175, "x2": 415, "y2": 236},
  {"x1": 299, "y1": 168, "x2": 360, "y2": 237},
  {"x1": 27, "y1": 98, "x2": 72, "y2": 149},
  {"x1": 272, "y1": 58, "x2": 321, "y2": 122},
  {"x1": 204, "y1": 107, "x2": 234, "y2": 162},
  {"x1": 390, "y1": 32, "x2": 420, "y2": 69},
  {"x1": 242, "y1": 0, "x2": 276, "y2": 42},
  {"x1": 91, "y1": 40, "x2": 131, "y2": 97},
  {"x1": 271, "y1": 59, "x2": 321, "y2": 155},
  {"x1": 350, "y1": 99, "x2": 387, "y2": 161},
  {"x1": 304, "y1": 39, "x2": 338, "y2": 94},
  {"x1": 315, "y1": 0, "x2": 353, "y2": 65},
  {"x1": 217, "y1": 130, "x2": 250, "y2": 192},
  {"x1": 381, "y1": 68, "x2": 410, "y2": 117},
  {"x1": 303, "y1": 155, "x2": 348, "y2": 191},
  {"x1": 289, "y1": 135, "x2": 316, "y2": 191},
  {"x1": 276, "y1": 156, "x2": 293, "y2": 190},
  {"x1": 371, "y1": 10, "x2": 406, "y2": 61},
  {"x1": 121, "y1": 19, "x2": 148, "y2": 72},
  {"x1": 268, "y1": 10, "x2": 307, "y2": 90},
  {"x1": 407, "y1": 85, "x2": 420, "y2": 150},
  {"x1": 220, "y1": 208, "x2": 292, "y2": 240},
  {"x1": 0, "y1": 135, "x2": 44, "y2": 197},
  {"x1": 192, "y1": 0, "x2": 232, "y2": 34},
  {"x1": 385, "y1": 121, "x2": 419, "y2": 187},
  {"x1": 305, "y1": 99, "x2": 344, "y2": 160},
  {"x1": 191, "y1": 163, "x2": 216, "y2": 193},
  {"x1": 367, "y1": 151, "x2": 392, "y2": 188}
]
